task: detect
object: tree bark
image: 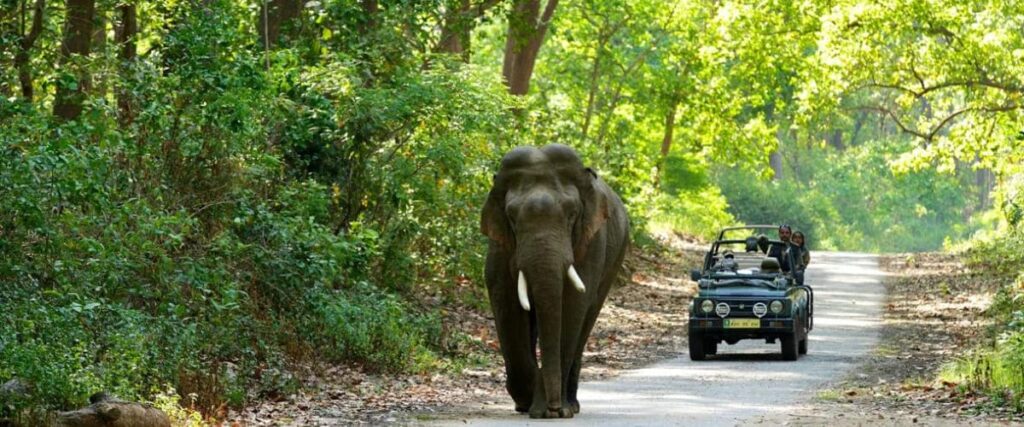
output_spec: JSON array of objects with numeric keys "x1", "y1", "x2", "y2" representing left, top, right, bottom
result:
[
  {"x1": 53, "y1": 0, "x2": 96, "y2": 121},
  {"x1": 436, "y1": 0, "x2": 501, "y2": 60},
  {"x1": 654, "y1": 99, "x2": 679, "y2": 188},
  {"x1": 976, "y1": 167, "x2": 994, "y2": 209},
  {"x1": 827, "y1": 129, "x2": 844, "y2": 150},
  {"x1": 769, "y1": 151, "x2": 785, "y2": 181},
  {"x1": 580, "y1": 30, "x2": 613, "y2": 140},
  {"x1": 502, "y1": 0, "x2": 559, "y2": 96},
  {"x1": 361, "y1": 0, "x2": 378, "y2": 31},
  {"x1": 849, "y1": 110, "x2": 866, "y2": 146},
  {"x1": 764, "y1": 101, "x2": 785, "y2": 181},
  {"x1": 259, "y1": 0, "x2": 302, "y2": 49},
  {"x1": 52, "y1": 393, "x2": 171, "y2": 427},
  {"x1": 14, "y1": 0, "x2": 45, "y2": 101},
  {"x1": 90, "y1": 6, "x2": 106, "y2": 97},
  {"x1": 437, "y1": 0, "x2": 472, "y2": 59},
  {"x1": 115, "y1": 1, "x2": 137, "y2": 126}
]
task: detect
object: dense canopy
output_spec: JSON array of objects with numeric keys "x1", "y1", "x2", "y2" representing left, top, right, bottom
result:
[{"x1": 1, "y1": 0, "x2": 1022, "y2": 421}]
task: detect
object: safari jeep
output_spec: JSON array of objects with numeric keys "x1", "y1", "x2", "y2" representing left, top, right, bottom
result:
[{"x1": 688, "y1": 225, "x2": 814, "y2": 361}]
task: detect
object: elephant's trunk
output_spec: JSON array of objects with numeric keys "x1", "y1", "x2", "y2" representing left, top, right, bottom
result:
[{"x1": 529, "y1": 268, "x2": 564, "y2": 412}]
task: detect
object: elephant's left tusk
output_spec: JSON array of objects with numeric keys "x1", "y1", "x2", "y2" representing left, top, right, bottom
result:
[
  {"x1": 518, "y1": 271, "x2": 531, "y2": 311},
  {"x1": 568, "y1": 265, "x2": 586, "y2": 293}
]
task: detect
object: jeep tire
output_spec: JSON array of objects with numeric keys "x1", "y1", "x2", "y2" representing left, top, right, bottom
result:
[
  {"x1": 689, "y1": 334, "x2": 706, "y2": 361},
  {"x1": 781, "y1": 332, "x2": 798, "y2": 361}
]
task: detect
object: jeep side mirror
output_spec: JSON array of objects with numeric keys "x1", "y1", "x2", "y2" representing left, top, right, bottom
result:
[{"x1": 690, "y1": 269, "x2": 702, "y2": 282}]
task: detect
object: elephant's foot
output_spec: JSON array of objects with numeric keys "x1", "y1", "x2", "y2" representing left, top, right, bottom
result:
[
  {"x1": 529, "y1": 406, "x2": 574, "y2": 419},
  {"x1": 514, "y1": 404, "x2": 530, "y2": 413},
  {"x1": 569, "y1": 400, "x2": 580, "y2": 414}
]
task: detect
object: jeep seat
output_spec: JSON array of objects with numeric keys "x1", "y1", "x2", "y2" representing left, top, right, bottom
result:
[{"x1": 760, "y1": 257, "x2": 781, "y2": 273}]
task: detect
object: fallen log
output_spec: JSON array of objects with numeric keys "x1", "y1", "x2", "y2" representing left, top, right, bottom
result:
[{"x1": 50, "y1": 393, "x2": 170, "y2": 427}]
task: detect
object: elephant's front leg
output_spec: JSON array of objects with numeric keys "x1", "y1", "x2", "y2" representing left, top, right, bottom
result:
[
  {"x1": 486, "y1": 250, "x2": 537, "y2": 412},
  {"x1": 492, "y1": 296, "x2": 536, "y2": 412},
  {"x1": 566, "y1": 356, "x2": 582, "y2": 413}
]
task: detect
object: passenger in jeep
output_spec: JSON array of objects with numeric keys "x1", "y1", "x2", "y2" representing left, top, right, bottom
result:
[{"x1": 766, "y1": 224, "x2": 794, "y2": 272}]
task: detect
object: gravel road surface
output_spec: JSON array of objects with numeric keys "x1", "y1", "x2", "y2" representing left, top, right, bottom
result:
[{"x1": 436, "y1": 252, "x2": 886, "y2": 426}]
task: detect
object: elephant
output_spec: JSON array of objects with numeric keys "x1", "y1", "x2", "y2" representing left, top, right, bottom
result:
[{"x1": 480, "y1": 144, "x2": 630, "y2": 418}]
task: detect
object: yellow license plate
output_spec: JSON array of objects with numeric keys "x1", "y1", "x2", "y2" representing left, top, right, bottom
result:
[{"x1": 723, "y1": 318, "x2": 760, "y2": 329}]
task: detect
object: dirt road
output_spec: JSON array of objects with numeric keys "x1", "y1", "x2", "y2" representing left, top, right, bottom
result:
[{"x1": 434, "y1": 252, "x2": 886, "y2": 426}]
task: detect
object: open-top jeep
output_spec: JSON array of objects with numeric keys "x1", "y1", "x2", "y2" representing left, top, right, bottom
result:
[{"x1": 688, "y1": 225, "x2": 814, "y2": 361}]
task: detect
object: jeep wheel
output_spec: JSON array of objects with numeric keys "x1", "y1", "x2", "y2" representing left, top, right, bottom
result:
[
  {"x1": 781, "y1": 333, "x2": 798, "y2": 361},
  {"x1": 689, "y1": 334, "x2": 706, "y2": 361},
  {"x1": 798, "y1": 337, "x2": 808, "y2": 355},
  {"x1": 705, "y1": 338, "x2": 718, "y2": 355}
]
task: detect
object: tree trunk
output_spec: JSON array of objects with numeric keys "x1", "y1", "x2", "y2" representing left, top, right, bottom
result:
[
  {"x1": 769, "y1": 151, "x2": 784, "y2": 181},
  {"x1": 828, "y1": 129, "x2": 844, "y2": 150},
  {"x1": 259, "y1": 0, "x2": 302, "y2": 49},
  {"x1": 764, "y1": 101, "x2": 785, "y2": 181},
  {"x1": 53, "y1": 0, "x2": 96, "y2": 121},
  {"x1": 502, "y1": 0, "x2": 559, "y2": 96},
  {"x1": 437, "y1": 0, "x2": 501, "y2": 60},
  {"x1": 90, "y1": 6, "x2": 106, "y2": 97},
  {"x1": 14, "y1": 0, "x2": 46, "y2": 102},
  {"x1": 654, "y1": 99, "x2": 679, "y2": 188},
  {"x1": 437, "y1": 0, "x2": 471, "y2": 59},
  {"x1": 850, "y1": 110, "x2": 866, "y2": 146},
  {"x1": 976, "y1": 167, "x2": 994, "y2": 210},
  {"x1": 115, "y1": 1, "x2": 137, "y2": 126},
  {"x1": 580, "y1": 34, "x2": 608, "y2": 140},
  {"x1": 52, "y1": 393, "x2": 171, "y2": 427},
  {"x1": 361, "y1": 0, "x2": 378, "y2": 31}
]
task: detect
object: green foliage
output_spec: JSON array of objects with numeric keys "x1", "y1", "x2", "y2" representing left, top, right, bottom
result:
[
  {"x1": 649, "y1": 153, "x2": 735, "y2": 239},
  {"x1": 716, "y1": 139, "x2": 976, "y2": 252},
  {"x1": 310, "y1": 283, "x2": 440, "y2": 372},
  {"x1": 941, "y1": 231, "x2": 1024, "y2": 412},
  {"x1": 1, "y1": 0, "x2": 509, "y2": 417},
  {"x1": 799, "y1": 0, "x2": 1024, "y2": 175},
  {"x1": 3, "y1": 0, "x2": 1024, "y2": 420}
]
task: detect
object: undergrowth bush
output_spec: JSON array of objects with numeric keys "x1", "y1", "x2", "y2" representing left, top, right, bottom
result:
[
  {"x1": 942, "y1": 229, "x2": 1024, "y2": 412},
  {"x1": 0, "y1": 7, "x2": 509, "y2": 417}
]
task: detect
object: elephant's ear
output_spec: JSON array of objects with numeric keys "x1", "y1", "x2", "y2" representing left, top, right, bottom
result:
[
  {"x1": 574, "y1": 168, "x2": 609, "y2": 260},
  {"x1": 481, "y1": 184, "x2": 512, "y2": 248}
]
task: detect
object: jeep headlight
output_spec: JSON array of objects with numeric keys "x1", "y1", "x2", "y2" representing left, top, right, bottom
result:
[
  {"x1": 753, "y1": 302, "x2": 768, "y2": 318},
  {"x1": 715, "y1": 302, "x2": 730, "y2": 317},
  {"x1": 769, "y1": 300, "x2": 784, "y2": 314},
  {"x1": 700, "y1": 299, "x2": 714, "y2": 313}
]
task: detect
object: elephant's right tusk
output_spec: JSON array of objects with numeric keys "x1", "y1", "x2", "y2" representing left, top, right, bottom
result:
[
  {"x1": 568, "y1": 265, "x2": 586, "y2": 293},
  {"x1": 517, "y1": 271, "x2": 531, "y2": 311}
]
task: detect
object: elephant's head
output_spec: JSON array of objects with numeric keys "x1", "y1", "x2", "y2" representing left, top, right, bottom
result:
[{"x1": 480, "y1": 144, "x2": 609, "y2": 413}]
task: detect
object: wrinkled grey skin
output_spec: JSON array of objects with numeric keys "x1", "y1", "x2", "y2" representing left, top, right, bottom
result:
[{"x1": 480, "y1": 144, "x2": 629, "y2": 419}]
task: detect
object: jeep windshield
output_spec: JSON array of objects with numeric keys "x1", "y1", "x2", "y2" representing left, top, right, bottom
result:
[
  {"x1": 698, "y1": 225, "x2": 796, "y2": 276},
  {"x1": 700, "y1": 276, "x2": 785, "y2": 289}
]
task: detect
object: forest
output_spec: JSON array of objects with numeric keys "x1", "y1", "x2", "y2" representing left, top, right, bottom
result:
[{"x1": 1, "y1": 0, "x2": 1023, "y2": 422}]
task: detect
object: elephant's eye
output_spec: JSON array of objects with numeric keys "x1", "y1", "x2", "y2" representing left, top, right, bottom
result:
[{"x1": 505, "y1": 207, "x2": 518, "y2": 232}]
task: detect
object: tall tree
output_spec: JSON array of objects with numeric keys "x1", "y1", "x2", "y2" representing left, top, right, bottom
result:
[
  {"x1": 502, "y1": 0, "x2": 558, "y2": 95},
  {"x1": 259, "y1": 0, "x2": 302, "y2": 49},
  {"x1": 436, "y1": 0, "x2": 501, "y2": 60},
  {"x1": 12, "y1": 0, "x2": 46, "y2": 101},
  {"x1": 90, "y1": 5, "x2": 106, "y2": 97},
  {"x1": 52, "y1": 0, "x2": 96, "y2": 121},
  {"x1": 114, "y1": 0, "x2": 136, "y2": 126}
]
